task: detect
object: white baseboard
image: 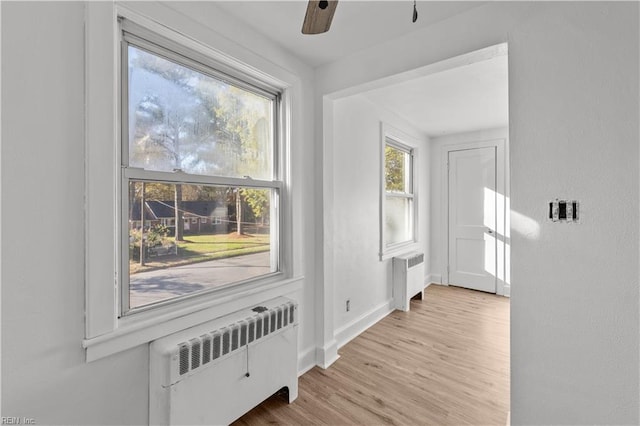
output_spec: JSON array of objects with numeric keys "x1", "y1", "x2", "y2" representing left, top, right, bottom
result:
[
  {"x1": 503, "y1": 284, "x2": 511, "y2": 297},
  {"x1": 297, "y1": 346, "x2": 317, "y2": 376},
  {"x1": 427, "y1": 274, "x2": 442, "y2": 285},
  {"x1": 334, "y1": 299, "x2": 395, "y2": 350},
  {"x1": 315, "y1": 340, "x2": 339, "y2": 369}
]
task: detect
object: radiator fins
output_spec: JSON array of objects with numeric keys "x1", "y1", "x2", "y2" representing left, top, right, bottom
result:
[
  {"x1": 177, "y1": 301, "x2": 296, "y2": 377},
  {"x1": 201, "y1": 334, "x2": 211, "y2": 365},
  {"x1": 212, "y1": 333, "x2": 221, "y2": 360},
  {"x1": 408, "y1": 253, "x2": 424, "y2": 268},
  {"x1": 189, "y1": 338, "x2": 201, "y2": 370},
  {"x1": 179, "y1": 343, "x2": 190, "y2": 376}
]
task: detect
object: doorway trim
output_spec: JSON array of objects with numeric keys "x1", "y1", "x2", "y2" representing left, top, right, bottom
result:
[
  {"x1": 440, "y1": 133, "x2": 509, "y2": 296},
  {"x1": 319, "y1": 43, "x2": 510, "y2": 368}
]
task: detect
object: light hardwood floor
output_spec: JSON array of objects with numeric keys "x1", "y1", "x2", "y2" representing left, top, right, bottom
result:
[{"x1": 234, "y1": 284, "x2": 510, "y2": 425}]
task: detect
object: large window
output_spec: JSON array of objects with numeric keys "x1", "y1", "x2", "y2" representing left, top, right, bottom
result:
[
  {"x1": 381, "y1": 132, "x2": 417, "y2": 258},
  {"x1": 121, "y1": 22, "x2": 281, "y2": 314}
]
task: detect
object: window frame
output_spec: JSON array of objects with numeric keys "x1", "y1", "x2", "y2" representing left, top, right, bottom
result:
[
  {"x1": 83, "y1": 3, "x2": 300, "y2": 362},
  {"x1": 379, "y1": 123, "x2": 420, "y2": 260},
  {"x1": 119, "y1": 19, "x2": 284, "y2": 316}
]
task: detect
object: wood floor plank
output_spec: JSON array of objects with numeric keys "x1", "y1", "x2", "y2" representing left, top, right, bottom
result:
[{"x1": 233, "y1": 284, "x2": 510, "y2": 425}]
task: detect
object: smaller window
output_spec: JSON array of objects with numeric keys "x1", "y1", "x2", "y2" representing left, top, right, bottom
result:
[{"x1": 381, "y1": 130, "x2": 417, "y2": 259}]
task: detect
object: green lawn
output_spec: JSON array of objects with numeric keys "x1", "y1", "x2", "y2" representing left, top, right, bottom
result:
[
  {"x1": 179, "y1": 233, "x2": 270, "y2": 255},
  {"x1": 130, "y1": 232, "x2": 270, "y2": 274}
]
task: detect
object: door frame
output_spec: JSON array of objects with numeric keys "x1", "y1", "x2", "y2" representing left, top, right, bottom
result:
[{"x1": 440, "y1": 135, "x2": 509, "y2": 296}]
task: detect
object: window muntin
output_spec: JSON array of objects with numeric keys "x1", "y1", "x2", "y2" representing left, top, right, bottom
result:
[
  {"x1": 121, "y1": 25, "x2": 281, "y2": 315},
  {"x1": 384, "y1": 140, "x2": 415, "y2": 248}
]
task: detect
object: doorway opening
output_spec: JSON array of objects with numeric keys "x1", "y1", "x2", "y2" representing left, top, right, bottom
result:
[{"x1": 320, "y1": 42, "x2": 511, "y2": 421}]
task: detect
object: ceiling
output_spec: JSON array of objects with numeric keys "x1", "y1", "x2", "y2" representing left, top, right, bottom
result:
[
  {"x1": 362, "y1": 54, "x2": 509, "y2": 136},
  {"x1": 210, "y1": 1, "x2": 507, "y2": 136},
  {"x1": 213, "y1": 1, "x2": 484, "y2": 68}
]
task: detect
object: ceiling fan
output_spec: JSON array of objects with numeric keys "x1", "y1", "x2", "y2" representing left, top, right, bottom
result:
[
  {"x1": 301, "y1": 0, "x2": 339, "y2": 35},
  {"x1": 301, "y1": 0, "x2": 419, "y2": 35}
]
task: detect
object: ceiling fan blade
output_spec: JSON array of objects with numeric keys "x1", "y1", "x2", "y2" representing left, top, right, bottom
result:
[{"x1": 302, "y1": 0, "x2": 339, "y2": 35}]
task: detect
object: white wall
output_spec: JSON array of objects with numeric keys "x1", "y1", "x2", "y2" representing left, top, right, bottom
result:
[
  {"x1": 508, "y1": 4, "x2": 638, "y2": 422},
  {"x1": 317, "y1": 2, "x2": 639, "y2": 424},
  {"x1": 1, "y1": 3, "x2": 148, "y2": 423},
  {"x1": 2, "y1": 1, "x2": 639, "y2": 424},
  {"x1": 428, "y1": 127, "x2": 509, "y2": 292},
  {"x1": 1, "y1": 2, "x2": 316, "y2": 423},
  {"x1": 331, "y1": 95, "x2": 429, "y2": 347}
]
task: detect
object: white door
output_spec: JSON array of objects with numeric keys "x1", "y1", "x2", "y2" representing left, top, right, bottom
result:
[{"x1": 448, "y1": 147, "x2": 497, "y2": 293}]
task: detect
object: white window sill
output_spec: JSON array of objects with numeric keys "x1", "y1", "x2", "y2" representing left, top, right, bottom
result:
[
  {"x1": 380, "y1": 242, "x2": 421, "y2": 261},
  {"x1": 83, "y1": 276, "x2": 304, "y2": 362}
]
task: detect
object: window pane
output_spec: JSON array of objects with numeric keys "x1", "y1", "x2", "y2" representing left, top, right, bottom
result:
[
  {"x1": 385, "y1": 196, "x2": 413, "y2": 246},
  {"x1": 127, "y1": 46, "x2": 273, "y2": 180},
  {"x1": 128, "y1": 181, "x2": 276, "y2": 309},
  {"x1": 385, "y1": 144, "x2": 410, "y2": 193}
]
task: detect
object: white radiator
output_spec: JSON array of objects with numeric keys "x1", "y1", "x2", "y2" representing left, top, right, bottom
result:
[
  {"x1": 393, "y1": 253, "x2": 425, "y2": 311},
  {"x1": 149, "y1": 297, "x2": 298, "y2": 425}
]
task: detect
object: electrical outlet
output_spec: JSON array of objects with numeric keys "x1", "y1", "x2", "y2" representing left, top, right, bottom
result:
[{"x1": 346, "y1": 299, "x2": 350, "y2": 312}]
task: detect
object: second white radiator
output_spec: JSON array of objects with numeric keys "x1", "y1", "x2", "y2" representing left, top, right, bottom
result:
[{"x1": 393, "y1": 253, "x2": 425, "y2": 311}]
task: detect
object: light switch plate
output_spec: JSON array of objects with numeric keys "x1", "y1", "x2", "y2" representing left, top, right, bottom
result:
[{"x1": 549, "y1": 199, "x2": 579, "y2": 222}]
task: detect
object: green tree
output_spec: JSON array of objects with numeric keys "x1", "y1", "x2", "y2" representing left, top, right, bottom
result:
[
  {"x1": 144, "y1": 183, "x2": 174, "y2": 201},
  {"x1": 129, "y1": 46, "x2": 273, "y2": 238},
  {"x1": 241, "y1": 188, "x2": 269, "y2": 226},
  {"x1": 385, "y1": 146, "x2": 406, "y2": 192},
  {"x1": 129, "y1": 48, "x2": 220, "y2": 241}
]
